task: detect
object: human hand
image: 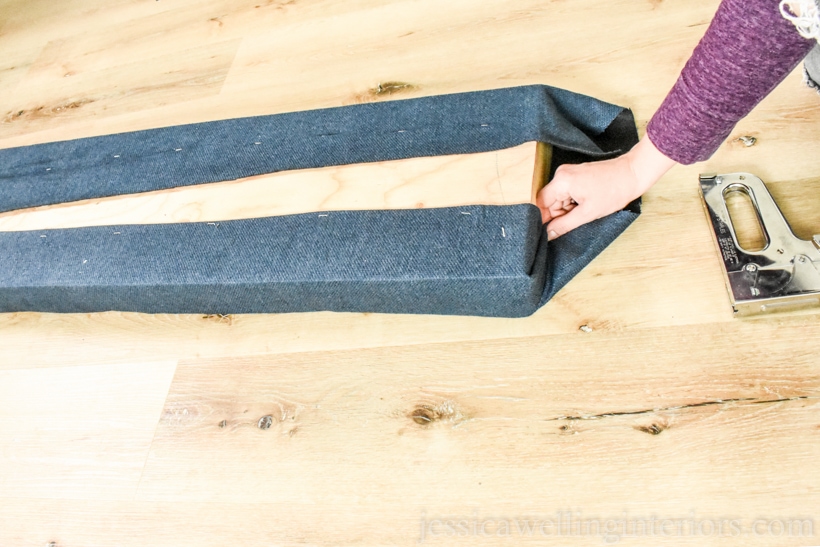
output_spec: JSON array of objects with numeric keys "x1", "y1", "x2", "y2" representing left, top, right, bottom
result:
[{"x1": 536, "y1": 136, "x2": 677, "y2": 240}]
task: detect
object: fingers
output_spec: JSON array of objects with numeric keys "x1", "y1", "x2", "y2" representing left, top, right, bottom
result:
[
  {"x1": 536, "y1": 168, "x2": 575, "y2": 224},
  {"x1": 536, "y1": 140, "x2": 671, "y2": 240},
  {"x1": 537, "y1": 165, "x2": 595, "y2": 239},
  {"x1": 546, "y1": 204, "x2": 596, "y2": 240}
]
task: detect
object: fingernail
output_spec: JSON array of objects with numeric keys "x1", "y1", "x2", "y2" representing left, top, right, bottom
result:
[{"x1": 548, "y1": 230, "x2": 558, "y2": 240}]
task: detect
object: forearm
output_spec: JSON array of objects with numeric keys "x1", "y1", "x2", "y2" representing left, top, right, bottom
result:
[
  {"x1": 625, "y1": 135, "x2": 678, "y2": 195},
  {"x1": 647, "y1": 0, "x2": 816, "y2": 165}
]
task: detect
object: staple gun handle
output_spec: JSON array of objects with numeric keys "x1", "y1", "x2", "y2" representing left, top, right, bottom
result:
[
  {"x1": 700, "y1": 173, "x2": 817, "y2": 259},
  {"x1": 700, "y1": 172, "x2": 820, "y2": 316}
]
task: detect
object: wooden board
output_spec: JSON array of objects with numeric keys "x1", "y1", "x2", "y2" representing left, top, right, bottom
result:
[
  {"x1": 0, "y1": 142, "x2": 550, "y2": 230},
  {"x1": 1, "y1": 0, "x2": 819, "y2": 545},
  {"x1": 2, "y1": 318, "x2": 819, "y2": 545}
]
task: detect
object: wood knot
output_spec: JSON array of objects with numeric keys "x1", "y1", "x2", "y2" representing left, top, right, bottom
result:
[
  {"x1": 407, "y1": 400, "x2": 464, "y2": 427},
  {"x1": 4, "y1": 99, "x2": 93, "y2": 123},
  {"x1": 371, "y1": 81, "x2": 416, "y2": 97},
  {"x1": 734, "y1": 135, "x2": 757, "y2": 147},
  {"x1": 351, "y1": 81, "x2": 418, "y2": 104},
  {"x1": 53, "y1": 99, "x2": 93, "y2": 112},
  {"x1": 218, "y1": 420, "x2": 228, "y2": 428},
  {"x1": 257, "y1": 415, "x2": 273, "y2": 430},
  {"x1": 557, "y1": 423, "x2": 578, "y2": 435},
  {"x1": 635, "y1": 422, "x2": 667, "y2": 435},
  {"x1": 202, "y1": 313, "x2": 232, "y2": 324},
  {"x1": 410, "y1": 405, "x2": 436, "y2": 425}
]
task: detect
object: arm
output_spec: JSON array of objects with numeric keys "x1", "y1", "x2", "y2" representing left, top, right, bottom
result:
[{"x1": 539, "y1": 0, "x2": 816, "y2": 239}]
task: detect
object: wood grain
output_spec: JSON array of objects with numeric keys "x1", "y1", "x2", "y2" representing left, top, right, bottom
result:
[
  {"x1": 3, "y1": 319, "x2": 817, "y2": 545},
  {"x1": 2, "y1": 38, "x2": 240, "y2": 134},
  {"x1": 0, "y1": 0, "x2": 819, "y2": 545},
  {"x1": 136, "y1": 318, "x2": 820, "y2": 506},
  {"x1": 0, "y1": 360, "x2": 176, "y2": 500}
]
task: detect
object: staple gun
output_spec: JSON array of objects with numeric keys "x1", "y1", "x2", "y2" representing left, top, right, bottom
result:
[{"x1": 699, "y1": 173, "x2": 820, "y2": 316}]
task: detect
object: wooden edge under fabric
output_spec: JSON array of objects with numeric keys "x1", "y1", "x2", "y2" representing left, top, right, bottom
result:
[
  {"x1": 0, "y1": 142, "x2": 552, "y2": 232},
  {"x1": 532, "y1": 142, "x2": 553, "y2": 204}
]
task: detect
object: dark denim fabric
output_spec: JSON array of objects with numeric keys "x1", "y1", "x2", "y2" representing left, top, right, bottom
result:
[
  {"x1": 0, "y1": 205, "x2": 549, "y2": 317},
  {"x1": 0, "y1": 85, "x2": 628, "y2": 212},
  {"x1": 0, "y1": 85, "x2": 640, "y2": 317}
]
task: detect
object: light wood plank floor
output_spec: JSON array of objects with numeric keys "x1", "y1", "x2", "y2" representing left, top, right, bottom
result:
[{"x1": 1, "y1": 0, "x2": 819, "y2": 545}]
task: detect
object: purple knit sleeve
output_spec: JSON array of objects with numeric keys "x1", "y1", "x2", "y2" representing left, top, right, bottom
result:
[{"x1": 646, "y1": 0, "x2": 815, "y2": 165}]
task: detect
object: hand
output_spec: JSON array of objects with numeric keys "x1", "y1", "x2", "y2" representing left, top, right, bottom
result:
[{"x1": 536, "y1": 136, "x2": 677, "y2": 240}]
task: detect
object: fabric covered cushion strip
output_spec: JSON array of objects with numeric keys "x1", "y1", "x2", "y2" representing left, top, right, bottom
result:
[
  {"x1": 0, "y1": 85, "x2": 629, "y2": 213},
  {"x1": 0, "y1": 85, "x2": 640, "y2": 317}
]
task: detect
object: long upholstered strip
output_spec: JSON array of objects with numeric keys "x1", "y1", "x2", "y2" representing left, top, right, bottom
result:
[
  {"x1": 0, "y1": 85, "x2": 624, "y2": 214},
  {"x1": 0, "y1": 85, "x2": 639, "y2": 317}
]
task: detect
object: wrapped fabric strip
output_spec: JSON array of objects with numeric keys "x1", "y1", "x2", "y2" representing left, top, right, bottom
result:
[{"x1": 0, "y1": 85, "x2": 640, "y2": 317}]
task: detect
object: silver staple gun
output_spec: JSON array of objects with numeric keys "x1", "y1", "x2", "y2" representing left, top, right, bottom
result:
[{"x1": 700, "y1": 173, "x2": 820, "y2": 316}]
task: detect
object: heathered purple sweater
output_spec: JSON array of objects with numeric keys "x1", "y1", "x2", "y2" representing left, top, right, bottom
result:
[{"x1": 646, "y1": 0, "x2": 816, "y2": 164}]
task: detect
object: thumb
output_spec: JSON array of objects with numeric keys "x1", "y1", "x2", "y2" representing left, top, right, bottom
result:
[{"x1": 546, "y1": 205, "x2": 595, "y2": 240}]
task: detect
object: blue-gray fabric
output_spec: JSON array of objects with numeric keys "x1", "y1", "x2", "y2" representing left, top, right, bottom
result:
[{"x1": 0, "y1": 85, "x2": 640, "y2": 317}]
